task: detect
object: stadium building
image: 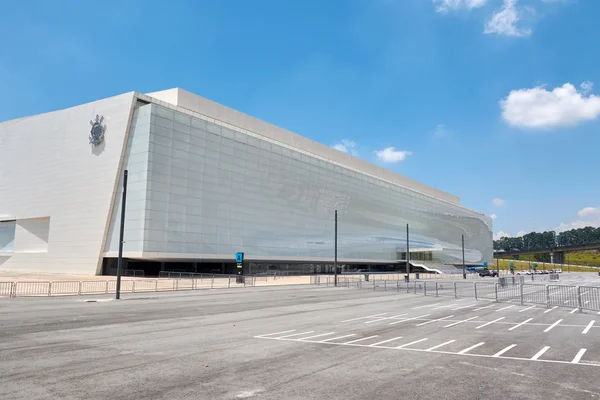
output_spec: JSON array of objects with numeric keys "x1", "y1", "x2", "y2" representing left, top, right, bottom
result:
[{"x1": 0, "y1": 89, "x2": 493, "y2": 276}]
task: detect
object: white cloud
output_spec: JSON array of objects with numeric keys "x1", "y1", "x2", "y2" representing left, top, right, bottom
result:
[
  {"x1": 434, "y1": 0, "x2": 488, "y2": 13},
  {"x1": 484, "y1": 0, "x2": 532, "y2": 37},
  {"x1": 374, "y1": 147, "x2": 412, "y2": 163},
  {"x1": 494, "y1": 231, "x2": 511, "y2": 240},
  {"x1": 492, "y1": 198, "x2": 505, "y2": 207},
  {"x1": 500, "y1": 82, "x2": 600, "y2": 128},
  {"x1": 332, "y1": 140, "x2": 358, "y2": 156},
  {"x1": 580, "y1": 81, "x2": 594, "y2": 95},
  {"x1": 577, "y1": 206, "x2": 600, "y2": 218},
  {"x1": 516, "y1": 230, "x2": 527, "y2": 237},
  {"x1": 490, "y1": 214, "x2": 497, "y2": 220},
  {"x1": 433, "y1": 124, "x2": 447, "y2": 138}
]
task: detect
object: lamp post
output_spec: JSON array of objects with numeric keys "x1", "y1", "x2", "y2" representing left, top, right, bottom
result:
[
  {"x1": 115, "y1": 169, "x2": 128, "y2": 300},
  {"x1": 462, "y1": 234, "x2": 466, "y2": 279},
  {"x1": 334, "y1": 209, "x2": 338, "y2": 287},
  {"x1": 406, "y1": 224, "x2": 410, "y2": 282}
]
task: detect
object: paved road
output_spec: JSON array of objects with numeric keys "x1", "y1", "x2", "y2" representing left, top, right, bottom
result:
[{"x1": 1, "y1": 286, "x2": 599, "y2": 399}]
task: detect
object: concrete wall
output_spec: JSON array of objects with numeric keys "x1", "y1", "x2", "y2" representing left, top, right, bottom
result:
[{"x1": 0, "y1": 92, "x2": 136, "y2": 274}]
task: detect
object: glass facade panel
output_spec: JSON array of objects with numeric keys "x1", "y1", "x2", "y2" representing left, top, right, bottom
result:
[{"x1": 142, "y1": 104, "x2": 492, "y2": 264}]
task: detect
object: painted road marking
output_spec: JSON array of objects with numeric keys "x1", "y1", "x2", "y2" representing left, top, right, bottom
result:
[
  {"x1": 452, "y1": 304, "x2": 477, "y2": 311},
  {"x1": 397, "y1": 338, "x2": 429, "y2": 349},
  {"x1": 343, "y1": 336, "x2": 379, "y2": 345},
  {"x1": 255, "y1": 337, "x2": 600, "y2": 368},
  {"x1": 582, "y1": 320, "x2": 595, "y2": 335},
  {"x1": 320, "y1": 334, "x2": 356, "y2": 343},
  {"x1": 544, "y1": 306, "x2": 558, "y2": 314},
  {"x1": 509, "y1": 318, "x2": 533, "y2": 331},
  {"x1": 412, "y1": 303, "x2": 440, "y2": 309},
  {"x1": 432, "y1": 303, "x2": 461, "y2": 310},
  {"x1": 531, "y1": 346, "x2": 550, "y2": 360},
  {"x1": 497, "y1": 305, "x2": 516, "y2": 312},
  {"x1": 475, "y1": 317, "x2": 505, "y2": 329},
  {"x1": 277, "y1": 331, "x2": 314, "y2": 339},
  {"x1": 444, "y1": 316, "x2": 479, "y2": 328},
  {"x1": 389, "y1": 314, "x2": 430, "y2": 325},
  {"x1": 519, "y1": 306, "x2": 536, "y2": 313},
  {"x1": 493, "y1": 344, "x2": 517, "y2": 357},
  {"x1": 365, "y1": 314, "x2": 407, "y2": 324},
  {"x1": 416, "y1": 315, "x2": 454, "y2": 326},
  {"x1": 426, "y1": 340, "x2": 455, "y2": 351},
  {"x1": 544, "y1": 319, "x2": 563, "y2": 333},
  {"x1": 473, "y1": 305, "x2": 494, "y2": 311},
  {"x1": 570, "y1": 308, "x2": 578, "y2": 314},
  {"x1": 341, "y1": 313, "x2": 387, "y2": 323},
  {"x1": 298, "y1": 332, "x2": 336, "y2": 340},
  {"x1": 369, "y1": 337, "x2": 403, "y2": 347},
  {"x1": 257, "y1": 330, "x2": 296, "y2": 337},
  {"x1": 572, "y1": 349, "x2": 587, "y2": 364},
  {"x1": 458, "y1": 342, "x2": 485, "y2": 355}
]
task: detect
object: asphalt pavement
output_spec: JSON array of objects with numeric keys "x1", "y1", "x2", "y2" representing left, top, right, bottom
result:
[{"x1": 1, "y1": 285, "x2": 599, "y2": 399}]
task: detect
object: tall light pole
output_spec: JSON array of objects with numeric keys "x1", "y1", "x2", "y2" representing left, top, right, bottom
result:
[
  {"x1": 406, "y1": 224, "x2": 410, "y2": 282},
  {"x1": 334, "y1": 209, "x2": 338, "y2": 287},
  {"x1": 462, "y1": 234, "x2": 466, "y2": 279},
  {"x1": 115, "y1": 169, "x2": 128, "y2": 300}
]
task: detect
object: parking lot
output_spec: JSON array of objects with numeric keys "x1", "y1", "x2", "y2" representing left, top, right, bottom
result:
[{"x1": 1, "y1": 285, "x2": 599, "y2": 399}]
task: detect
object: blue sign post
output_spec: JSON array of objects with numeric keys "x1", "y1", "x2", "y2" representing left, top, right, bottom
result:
[
  {"x1": 483, "y1": 262, "x2": 488, "y2": 268},
  {"x1": 235, "y1": 252, "x2": 244, "y2": 263}
]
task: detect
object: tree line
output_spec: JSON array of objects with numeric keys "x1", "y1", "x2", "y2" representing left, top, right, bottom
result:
[{"x1": 494, "y1": 226, "x2": 600, "y2": 252}]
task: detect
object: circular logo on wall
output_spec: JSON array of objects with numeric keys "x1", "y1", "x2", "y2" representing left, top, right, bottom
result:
[{"x1": 89, "y1": 115, "x2": 106, "y2": 146}]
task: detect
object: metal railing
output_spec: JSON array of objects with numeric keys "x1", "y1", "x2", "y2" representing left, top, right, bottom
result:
[
  {"x1": 312, "y1": 277, "x2": 600, "y2": 313},
  {"x1": 124, "y1": 269, "x2": 145, "y2": 277},
  {"x1": 0, "y1": 275, "x2": 258, "y2": 298}
]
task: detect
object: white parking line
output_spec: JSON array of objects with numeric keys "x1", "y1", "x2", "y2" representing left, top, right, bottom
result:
[
  {"x1": 458, "y1": 342, "x2": 485, "y2": 354},
  {"x1": 544, "y1": 319, "x2": 563, "y2": 333},
  {"x1": 341, "y1": 313, "x2": 387, "y2": 323},
  {"x1": 369, "y1": 337, "x2": 403, "y2": 347},
  {"x1": 519, "y1": 306, "x2": 535, "y2": 313},
  {"x1": 473, "y1": 305, "x2": 494, "y2": 311},
  {"x1": 582, "y1": 320, "x2": 595, "y2": 335},
  {"x1": 531, "y1": 346, "x2": 550, "y2": 360},
  {"x1": 426, "y1": 340, "x2": 455, "y2": 351},
  {"x1": 320, "y1": 334, "x2": 356, "y2": 342},
  {"x1": 452, "y1": 304, "x2": 477, "y2": 311},
  {"x1": 416, "y1": 315, "x2": 454, "y2": 326},
  {"x1": 256, "y1": 330, "x2": 296, "y2": 337},
  {"x1": 298, "y1": 332, "x2": 336, "y2": 340},
  {"x1": 497, "y1": 305, "x2": 515, "y2": 312},
  {"x1": 444, "y1": 316, "x2": 479, "y2": 328},
  {"x1": 493, "y1": 344, "x2": 517, "y2": 357},
  {"x1": 431, "y1": 303, "x2": 462, "y2": 310},
  {"x1": 544, "y1": 306, "x2": 558, "y2": 314},
  {"x1": 412, "y1": 303, "x2": 440, "y2": 309},
  {"x1": 571, "y1": 349, "x2": 587, "y2": 364},
  {"x1": 508, "y1": 318, "x2": 533, "y2": 331},
  {"x1": 570, "y1": 308, "x2": 578, "y2": 314},
  {"x1": 397, "y1": 338, "x2": 429, "y2": 349},
  {"x1": 389, "y1": 314, "x2": 430, "y2": 325},
  {"x1": 475, "y1": 317, "x2": 505, "y2": 329},
  {"x1": 277, "y1": 331, "x2": 314, "y2": 339},
  {"x1": 343, "y1": 336, "x2": 379, "y2": 344},
  {"x1": 365, "y1": 314, "x2": 407, "y2": 324}
]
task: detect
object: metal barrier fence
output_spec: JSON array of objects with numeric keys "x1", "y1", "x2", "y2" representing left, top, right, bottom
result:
[
  {"x1": 312, "y1": 277, "x2": 600, "y2": 312},
  {"x1": 124, "y1": 269, "x2": 145, "y2": 277},
  {"x1": 0, "y1": 275, "x2": 257, "y2": 298}
]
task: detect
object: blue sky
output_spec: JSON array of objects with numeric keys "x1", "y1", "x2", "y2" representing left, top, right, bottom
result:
[{"x1": 1, "y1": 0, "x2": 600, "y2": 239}]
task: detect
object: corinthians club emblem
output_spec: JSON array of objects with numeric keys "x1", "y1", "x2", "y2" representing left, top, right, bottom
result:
[{"x1": 89, "y1": 115, "x2": 106, "y2": 146}]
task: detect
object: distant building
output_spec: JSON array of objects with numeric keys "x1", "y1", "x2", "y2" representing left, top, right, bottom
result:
[{"x1": 0, "y1": 89, "x2": 492, "y2": 276}]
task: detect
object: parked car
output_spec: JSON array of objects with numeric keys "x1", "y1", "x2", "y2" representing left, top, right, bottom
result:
[
  {"x1": 479, "y1": 269, "x2": 498, "y2": 277},
  {"x1": 516, "y1": 270, "x2": 531, "y2": 275}
]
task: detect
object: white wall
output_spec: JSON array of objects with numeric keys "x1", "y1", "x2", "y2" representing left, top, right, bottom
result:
[{"x1": 0, "y1": 92, "x2": 136, "y2": 274}]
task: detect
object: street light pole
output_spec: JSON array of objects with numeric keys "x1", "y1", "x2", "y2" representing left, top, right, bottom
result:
[
  {"x1": 462, "y1": 234, "x2": 466, "y2": 279},
  {"x1": 115, "y1": 169, "x2": 128, "y2": 300},
  {"x1": 406, "y1": 224, "x2": 410, "y2": 282},
  {"x1": 334, "y1": 209, "x2": 338, "y2": 287}
]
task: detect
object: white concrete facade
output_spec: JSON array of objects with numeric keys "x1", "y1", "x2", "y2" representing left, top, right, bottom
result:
[{"x1": 0, "y1": 89, "x2": 492, "y2": 275}]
